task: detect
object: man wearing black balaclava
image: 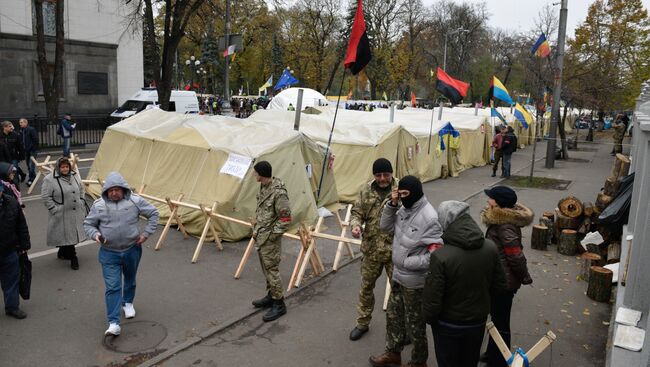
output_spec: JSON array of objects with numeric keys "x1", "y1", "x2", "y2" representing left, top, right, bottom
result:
[{"x1": 369, "y1": 175, "x2": 443, "y2": 367}]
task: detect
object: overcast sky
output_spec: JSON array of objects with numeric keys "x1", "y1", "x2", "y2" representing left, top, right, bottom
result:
[{"x1": 420, "y1": 0, "x2": 650, "y2": 37}]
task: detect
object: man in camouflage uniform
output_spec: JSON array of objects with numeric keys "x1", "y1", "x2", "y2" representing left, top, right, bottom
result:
[
  {"x1": 612, "y1": 114, "x2": 626, "y2": 155},
  {"x1": 349, "y1": 158, "x2": 397, "y2": 341},
  {"x1": 250, "y1": 161, "x2": 292, "y2": 322}
]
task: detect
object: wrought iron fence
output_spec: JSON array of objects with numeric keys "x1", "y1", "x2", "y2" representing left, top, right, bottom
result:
[{"x1": 1, "y1": 115, "x2": 112, "y2": 149}]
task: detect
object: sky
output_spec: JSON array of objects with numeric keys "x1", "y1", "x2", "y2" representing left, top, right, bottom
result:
[{"x1": 421, "y1": 0, "x2": 650, "y2": 38}]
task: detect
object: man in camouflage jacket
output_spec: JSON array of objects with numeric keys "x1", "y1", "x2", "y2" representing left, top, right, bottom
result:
[
  {"x1": 612, "y1": 114, "x2": 626, "y2": 155},
  {"x1": 349, "y1": 158, "x2": 398, "y2": 341},
  {"x1": 251, "y1": 161, "x2": 292, "y2": 322}
]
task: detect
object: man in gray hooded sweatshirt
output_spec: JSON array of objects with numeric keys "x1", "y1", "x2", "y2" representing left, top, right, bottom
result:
[{"x1": 84, "y1": 172, "x2": 159, "y2": 336}]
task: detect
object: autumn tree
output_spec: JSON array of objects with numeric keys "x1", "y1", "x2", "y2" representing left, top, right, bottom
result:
[{"x1": 34, "y1": 0, "x2": 65, "y2": 123}]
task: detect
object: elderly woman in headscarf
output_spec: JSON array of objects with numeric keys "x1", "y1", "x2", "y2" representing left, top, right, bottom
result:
[
  {"x1": 0, "y1": 162, "x2": 23, "y2": 208},
  {"x1": 41, "y1": 157, "x2": 87, "y2": 270}
]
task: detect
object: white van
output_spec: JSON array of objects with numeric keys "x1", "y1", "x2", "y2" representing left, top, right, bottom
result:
[{"x1": 110, "y1": 88, "x2": 200, "y2": 119}]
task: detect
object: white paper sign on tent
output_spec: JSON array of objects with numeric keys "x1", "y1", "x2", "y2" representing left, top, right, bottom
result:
[{"x1": 220, "y1": 153, "x2": 253, "y2": 179}]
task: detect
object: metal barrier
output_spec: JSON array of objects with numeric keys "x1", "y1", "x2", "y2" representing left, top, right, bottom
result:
[{"x1": 0, "y1": 115, "x2": 111, "y2": 149}]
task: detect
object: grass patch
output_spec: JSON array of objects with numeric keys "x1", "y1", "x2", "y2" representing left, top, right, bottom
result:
[{"x1": 504, "y1": 175, "x2": 571, "y2": 190}]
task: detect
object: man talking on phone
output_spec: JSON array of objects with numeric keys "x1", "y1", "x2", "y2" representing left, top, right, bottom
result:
[{"x1": 84, "y1": 172, "x2": 159, "y2": 337}]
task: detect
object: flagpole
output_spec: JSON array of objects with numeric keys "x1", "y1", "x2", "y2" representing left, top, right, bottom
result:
[{"x1": 316, "y1": 68, "x2": 346, "y2": 200}]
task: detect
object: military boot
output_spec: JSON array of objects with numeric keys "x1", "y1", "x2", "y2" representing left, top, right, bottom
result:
[
  {"x1": 252, "y1": 293, "x2": 273, "y2": 308},
  {"x1": 262, "y1": 298, "x2": 287, "y2": 322},
  {"x1": 368, "y1": 351, "x2": 401, "y2": 367}
]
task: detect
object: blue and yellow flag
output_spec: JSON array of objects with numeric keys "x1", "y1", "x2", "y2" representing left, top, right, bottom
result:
[
  {"x1": 491, "y1": 76, "x2": 513, "y2": 105},
  {"x1": 491, "y1": 108, "x2": 507, "y2": 125},
  {"x1": 439, "y1": 122, "x2": 460, "y2": 150},
  {"x1": 514, "y1": 103, "x2": 533, "y2": 129}
]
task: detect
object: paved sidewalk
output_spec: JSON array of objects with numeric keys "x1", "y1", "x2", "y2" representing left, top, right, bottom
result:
[{"x1": 0, "y1": 134, "x2": 616, "y2": 367}]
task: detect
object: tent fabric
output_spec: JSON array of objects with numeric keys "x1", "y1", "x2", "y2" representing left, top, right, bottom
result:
[
  {"x1": 87, "y1": 109, "x2": 338, "y2": 241},
  {"x1": 267, "y1": 88, "x2": 330, "y2": 111}
]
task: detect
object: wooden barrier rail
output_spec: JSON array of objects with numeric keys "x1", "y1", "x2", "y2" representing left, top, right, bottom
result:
[{"x1": 28, "y1": 153, "x2": 95, "y2": 194}]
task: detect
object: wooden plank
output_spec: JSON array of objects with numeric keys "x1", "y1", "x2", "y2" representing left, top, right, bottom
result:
[
  {"x1": 27, "y1": 155, "x2": 50, "y2": 195},
  {"x1": 234, "y1": 238, "x2": 256, "y2": 279},
  {"x1": 206, "y1": 202, "x2": 223, "y2": 251},
  {"x1": 333, "y1": 204, "x2": 354, "y2": 271},
  {"x1": 310, "y1": 232, "x2": 362, "y2": 245},
  {"x1": 191, "y1": 203, "x2": 213, "y2": 263},
  {"x1": 154, "y1": 194, "x2": 184, "y2": 251},
  {"x1": 486, "y1": 321, "x2": 512, "y2": 361},
  {"x1": 523, "y1": 331, "x2": 556, "y2": 362}
]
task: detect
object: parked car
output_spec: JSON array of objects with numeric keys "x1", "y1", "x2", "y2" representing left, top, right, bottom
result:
[{"x1": 110, "y1": 88, "x2": 200, "y2": 120}]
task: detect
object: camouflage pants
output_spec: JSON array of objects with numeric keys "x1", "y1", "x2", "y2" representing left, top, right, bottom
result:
[
  {"x1": 257, "y1": 237, "x2": 283, "y2": 300},
  {"x1": 356, "y1": 250, "x2": 392, "y2": 330},
  {"x1": 614, "y1": 138, "x2": 623, "y2": 154},
  {"x1": 385, "y1": 283, "x2": 428, "y2": 364}
]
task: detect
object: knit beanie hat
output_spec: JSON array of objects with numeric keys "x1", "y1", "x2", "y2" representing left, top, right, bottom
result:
[
  {"x1": 484, "y1": 186, "x2": 517, "y2": 208},
  {"x1": 372, "y1": 158, "x2": 393, "y2": 175},
  {"x1": 254, "y1": 161, "x2": 272, "y2": 178},
  {"x1": 398, "y1": 175, "x2": 423, "y2": 209}
]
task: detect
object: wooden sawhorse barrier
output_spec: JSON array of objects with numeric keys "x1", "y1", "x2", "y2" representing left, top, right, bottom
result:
[
  {"x1": 28, "y1": 153, "x2": 95, "y2": 194},
  {"x1": 332, "y1": 204, "x2": 356, "y2": 271},
  {"x1": 486, "y1": 321, "x2": 556, "y2": 366}
]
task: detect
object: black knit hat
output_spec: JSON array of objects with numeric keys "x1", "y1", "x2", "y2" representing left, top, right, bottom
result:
[
  {"x1": 484, "y1": 186, "x2": 517, "y2": 208},
  {"x1": 372, "y1": 158, "x2": 393, "y2": 175},
  {"x1": 254, "y1": 161, "x2": 272, "y2": 178}
]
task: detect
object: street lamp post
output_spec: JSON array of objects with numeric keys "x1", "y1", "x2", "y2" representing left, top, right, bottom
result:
[
  {"x1": 443, "y1": 28, "x2": 469, "y2": 71},
  {"x1": 185, "y1": 55, "x2": 201, "y2": 90}
]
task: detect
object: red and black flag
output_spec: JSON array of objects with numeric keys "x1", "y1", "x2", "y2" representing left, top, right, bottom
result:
[
  {"x1": 434, "y1": 67, "x2": 469, "y2": 104},
  {"x1": 344, "y1": 0, "x2": 371, "y2": 75}
]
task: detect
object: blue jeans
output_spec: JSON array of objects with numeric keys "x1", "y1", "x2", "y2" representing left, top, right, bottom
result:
[
  {"x1": 63, "y1": 137, "x2": 71, "y2": 157},
  {"x1": 0, "y1": 252, "x2": 20, "y2": 312},
  {"x1": 98, "y1": 245, "x2": 142, "y2": 324},
  {"x1": 502, "y1": 153, "x2": 512, "y2": 177},
  {"x1": 25, "y1": 153, "x2": 36, "y2": 181}
]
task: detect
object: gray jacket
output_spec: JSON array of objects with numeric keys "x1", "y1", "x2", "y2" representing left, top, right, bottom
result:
[
  {"x1": 83, "y1": 172, "x2": 159, "y2": 252},
  {"x1": 41, "y1": 159, "x2": 87, "y2": 247},
  {"x1": 380, "y1": 195, "x2": 443, "y2": 289}
]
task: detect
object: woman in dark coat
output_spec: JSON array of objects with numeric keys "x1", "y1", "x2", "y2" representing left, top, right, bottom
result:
[
  {"x1": 41, "y1": 157, "x2": 87, "y2": 270},
  {"x1": 480, "y1": 186, "x2": 534, "y2": 367}
]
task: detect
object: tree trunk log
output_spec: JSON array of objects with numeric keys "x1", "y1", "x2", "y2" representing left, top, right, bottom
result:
[
  {"x1": 555, "y1": 208, "x2": 581, "y2": 229},
  {"x1": 577, "y1": 217, "x2": 592, "y2": 235},
  {"x1": 604, "y1": 177, "x2": 621, "y2": 197},
  {"x1": 595, "y1": 192, "x2": 613, "y2": 212},
  {"x1": 558, "y1": 196, "x2": 584, "y2": 218},
  {"x1": 542, "y1": 211, "x2": 555, "y2": 222},
  {"x1": 531, "y1": 225, "x2": 549, "y2": 250},
  {"x1": 580, "y1": 252, "x2": 602, "y2": 282},
  {"x1": 558, "y1": 229, "x2": 578, "y2": 255},
  {"x1": 611, "y1": 154, "x2": 630, "y2": 180},
  {"x1": 539, "y1": 217, "x2": 555, "y2": 245},
  {"x1": 587, "y1": 266, "x2": 613, "y2": 302},
  {"x1": 583, "y1": 202, "x2": 594, "y2": 217},
  {"x1": 607, "y1": 242, "x2": 621, "y2": 264}
]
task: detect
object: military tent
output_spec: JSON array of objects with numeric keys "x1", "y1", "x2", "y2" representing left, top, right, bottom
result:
[{"x1": 268, "y1": 88, "x2": 329, "y2": 111}]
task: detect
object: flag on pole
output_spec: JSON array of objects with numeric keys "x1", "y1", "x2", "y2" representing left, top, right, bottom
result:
[
  {"x1": 411, "y1": 91, "x2": 417, "y2": 107},
  {"x1": 491, "y1": 76, "x2": 513, "y2": 105},
  {"x1": 434, "y1": 67, "x2": 469, "y2": 105},
  {"x1": 274, "y1": 68, "x2": 299, "y2": 90},
  {"x1": 491, "y1": 108, "x2": 507, "y2": 125},
  {"x1": 258, "y1": 75, "x2": 273, "y2": 93},
  {"x1": 344, "y1": 0, "x2": 371, "y2": 75},
  {"x1": 223, "y1": 45, "x2": 236, "y2": 57},
  {"x1": 514, "y1": 103, "x2": 533, "y2": 129},
  {"x1": 531, "y1": 33, "x2": 551, "y2": 58},
  {"x1": 382, "y1": 91, "x2": 388, "y2": 101},
  {"x1": 438, "y1": 122, "x2": 461, "y2": 150}
]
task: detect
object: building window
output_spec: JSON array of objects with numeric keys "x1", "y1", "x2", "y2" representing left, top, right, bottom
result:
[
  {"x1": 78, "y1": 72, "x2": 109, "y2": 95},
  {"x1": 32, "y1": 0, "x2": 58, "y2": 37}
]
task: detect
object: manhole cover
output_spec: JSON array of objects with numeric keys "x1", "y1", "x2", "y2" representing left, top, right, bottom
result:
[{"x1": 103, "y1": 321, "x2": 167, "y2": 353}]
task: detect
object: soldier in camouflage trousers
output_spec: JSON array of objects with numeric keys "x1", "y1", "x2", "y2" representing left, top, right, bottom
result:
[
  {"x1": 349, "y1": 158, "x2": 398, "y2": 341},
  {"x1": 250, "y1": 161, "x2": 292, "y2": 322},
  {"x1": 612, "y1": 115, "x2": 626, "y2": 155}
]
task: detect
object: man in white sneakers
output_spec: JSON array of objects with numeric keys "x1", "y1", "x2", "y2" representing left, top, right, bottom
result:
[{"x1": 84, "y1": 172, "x2": 159, "y2": 336}]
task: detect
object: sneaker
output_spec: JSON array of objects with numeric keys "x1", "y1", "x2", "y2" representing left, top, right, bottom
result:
[
  {"x1": 5, "y1": 309, "x2": 27, "y2": 319},
  {"x1": 123, "y1": 303, "x2": 136, "y2": 319},
  {"x1": 105, "y1": 323, "x2": 121, "y2": 336}
]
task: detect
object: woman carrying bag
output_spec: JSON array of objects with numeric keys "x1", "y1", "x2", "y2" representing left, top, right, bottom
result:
[{"x1": 41, "y1": 157, "x2": 87, "y2": 270}]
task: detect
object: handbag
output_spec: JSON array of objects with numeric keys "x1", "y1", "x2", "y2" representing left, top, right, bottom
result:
[{"x1": 18, "y1": 252, "x2": 32, "y2": 300}]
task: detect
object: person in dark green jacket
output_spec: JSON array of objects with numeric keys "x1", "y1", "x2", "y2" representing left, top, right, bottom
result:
[{"x1": 422, "y1": 200, "x2": 506, "y2": 367}]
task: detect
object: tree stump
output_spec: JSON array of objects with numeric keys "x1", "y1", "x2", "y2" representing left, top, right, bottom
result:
[
  {"x1": 595, "y1": 192, "x2": 613, "y2": 212},
  {"x1": 586, "y1": 243, "x2": 601, "y2": 254},
  {"x1": 542, "y1": 211, "x2": 555, "y2": 222},
  {"x1": 607, "y1": 242, "x2": 621, "y2": 264},
  {"x1": 583, "y1": 202, "x2": 594, "y2": 217},
  {"x1": 558, "y1": 196, "x2": 584, "y2": 218},
  {"x1": 539, "y1": 217, "x2": 555, "y2": 245},
  {"x1": 611, "y1": 154, "x2": 630, "y2": 180},
  {"x1": 558, "y1": 229, "x2": 578, "y2": 255},
  {"x1": 604, "y1": 177, "x2": 621, "y2": 197},
  {"x1": 555, "y1": 208, "x2": 581, "y2": 229},
  {"x1": 587, "y1": 266, "x2": 613, "y2": 302},
  {"x1": 580, "y1": 253, "x2": 603, "y2": 281},
  {"x1": 531, "y1": 225, "x2": 549, "y2": 250},
  {"x1": 577, "y1": 217, "x2": 592, "y2": 235}
]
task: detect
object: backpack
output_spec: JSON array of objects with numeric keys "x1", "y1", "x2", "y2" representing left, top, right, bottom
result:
[{"x1": 56, "y1": 121, "x2": 63, "y2": 136}]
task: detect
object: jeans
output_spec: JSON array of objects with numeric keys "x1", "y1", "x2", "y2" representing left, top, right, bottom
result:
[
  {"x1": 432, "y1": 321, "x2": 485, "y2": 367},
  {"x1": 63, "y1": 137, "x2": 71, "y2": 157},
  {"x1": 99, "y1": 245, "x2": 142, "y2": 324},
  {"x1": 486, "y1": 290, "x2": 516, "y2": 367},
  {"x1": 0, "y1": 252, "x2": 20, "y2": 312},
  {"x1": 25, "y1": 153, "x2": 36, "y2": 181},
  {"x1": 502, "y1": 153, "x2": 512, "y2": 177}
]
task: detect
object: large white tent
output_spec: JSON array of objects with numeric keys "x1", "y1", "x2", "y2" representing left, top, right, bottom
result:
[{"x1": 268, "y1": 88, "x2": 330, "y2": 111}]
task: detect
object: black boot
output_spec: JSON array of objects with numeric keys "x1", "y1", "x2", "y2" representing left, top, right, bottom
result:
[
  {"x1": 262, "y1": 298, "x2": 287, "y2": 322},
  {"x1": 57, "y1": 247, "x2": 66, "y2": 260},
  {"x1": 252, "y1": 293, "x2": 273, "y2": 308},
  {"x1": 70, "y1": 256, "x2": 79, "y2": 270}
]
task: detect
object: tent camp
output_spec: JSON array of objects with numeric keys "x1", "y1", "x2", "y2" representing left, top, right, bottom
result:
[
  {"x1": 86, "y1": 109, "x2": 338, "y2": 241},
  {"x1": 268, "y1": 88, "x2": 329, "y2": 111},
  {"x1": 247, "y1": 109, "x2": 419, "y2": 202}
]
